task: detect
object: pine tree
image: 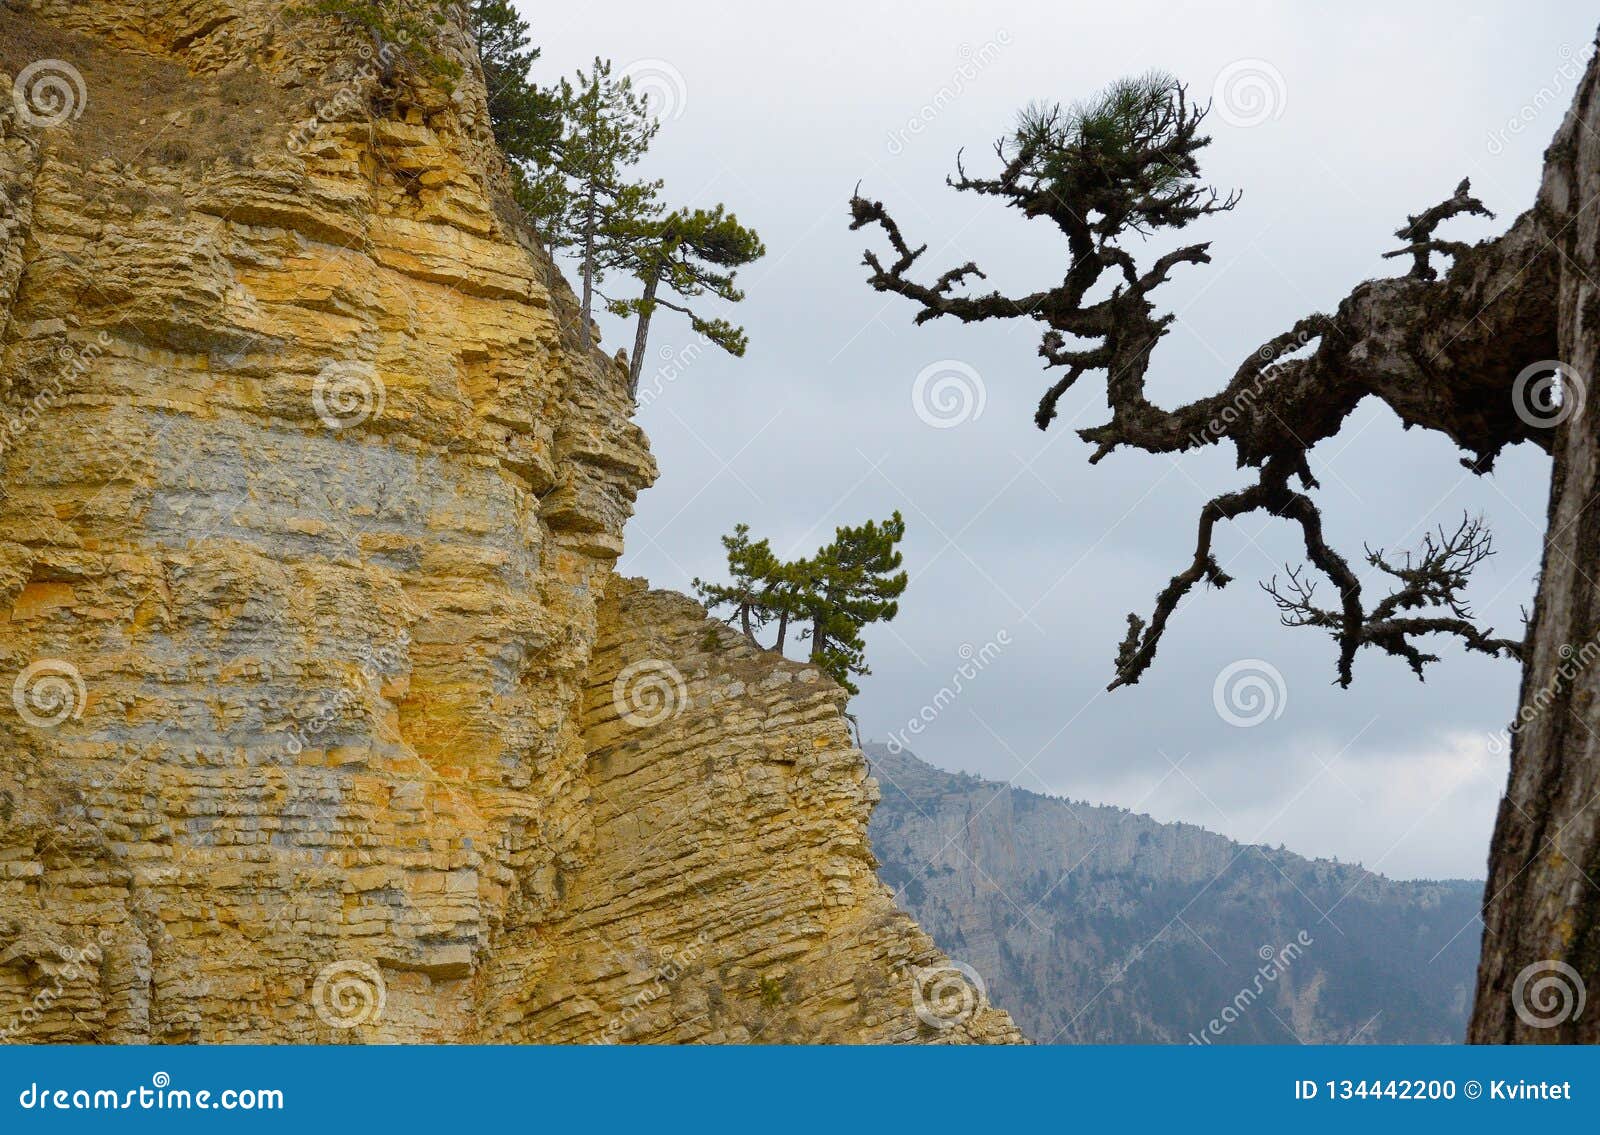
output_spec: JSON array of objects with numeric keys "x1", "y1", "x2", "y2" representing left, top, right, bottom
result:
[
  {"x1": 535, "y1": 59, "x2": 662, "y2": 348},
  {"x1": 796, "y1": 512, "x2": 908, "y2": 694},
  {"x1": 693, "y1": 525, "x2": 797, "y2": 644},
  {"x1": 607, "y1": 205, "x2": 765, "y2": 394},
  {"x1": 469, "y1": 0, "x2": 561, "y2": 180},
  {"x1": 696, "y1": 513, "x2": 908, "y2": 697}
]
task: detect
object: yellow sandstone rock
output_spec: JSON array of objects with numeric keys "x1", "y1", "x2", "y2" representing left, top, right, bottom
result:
[{"x1": 0, "y1": 1, "x2": 1020, "y2": 1044}]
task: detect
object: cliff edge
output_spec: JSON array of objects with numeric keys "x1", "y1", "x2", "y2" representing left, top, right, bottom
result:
[{"x1": 0, "y1": 1, "x2": 1019, "y2": 1043}]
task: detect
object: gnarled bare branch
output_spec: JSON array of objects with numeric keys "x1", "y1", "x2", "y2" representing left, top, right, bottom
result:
[
  {"x1": 1263, "y1": 515, "x2": 1525, "y2": 679},
  {"x1": 852, "y1": 69, "x2": 1559, "y2": 690}
]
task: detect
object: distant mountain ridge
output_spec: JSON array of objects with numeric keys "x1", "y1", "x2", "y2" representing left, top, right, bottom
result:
[{"x1": 865, "y1": 743, "x2": 1483, "y2": 1044}]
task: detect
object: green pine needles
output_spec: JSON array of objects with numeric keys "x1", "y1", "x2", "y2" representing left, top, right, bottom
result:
[
  {"x1": 608, "y1": 204, "x2": 765, "y2": 394},
  {"x1": 695, "y1": 514, "x2": 909, "y2": 697},
  {"x1": 303, "y1": 3, "x2": 769, "y2": 393},
  {"x1": 463, "y1": 8, "x2": 766, "y2": 378},
  {"x1": 293, "y1": 0, "x2": 464, "y2": 87}
]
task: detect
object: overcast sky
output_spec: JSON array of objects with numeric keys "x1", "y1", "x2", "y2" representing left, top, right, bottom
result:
[{"x1": 527, "y1": 1, "x2": 1594, "y2": 879}]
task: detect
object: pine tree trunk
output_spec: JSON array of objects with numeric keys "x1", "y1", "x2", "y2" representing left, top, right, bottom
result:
[
  {"x1": 775, "y1": 610, "x2": 787, "y2": 651},
  {"x1": 629, "y1": 274, "x2": 658, "y2": 395},
  {"x1": 579, "y1": 189, "x2": 597, "y2": 350},
  {"x1": 1469, "y1": 53, "x2": 1600, "y2": 1043}
]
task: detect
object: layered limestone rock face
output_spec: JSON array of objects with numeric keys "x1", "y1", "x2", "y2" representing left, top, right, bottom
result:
[
  {"x1": 503, "y1": 582, "x2": 1020, "y2": 1043},
  {"x1": 0, "y1": 2, "x2": 1020, "y2": 1044}
]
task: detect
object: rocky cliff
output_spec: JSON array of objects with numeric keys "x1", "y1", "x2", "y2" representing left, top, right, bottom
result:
[
  {"x1": 868, "y1": 744, "x2": 1480, "y2": 1044},
  {"x1": 0, "y1": 1, "x2": 1018, "y2": 1045}
]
